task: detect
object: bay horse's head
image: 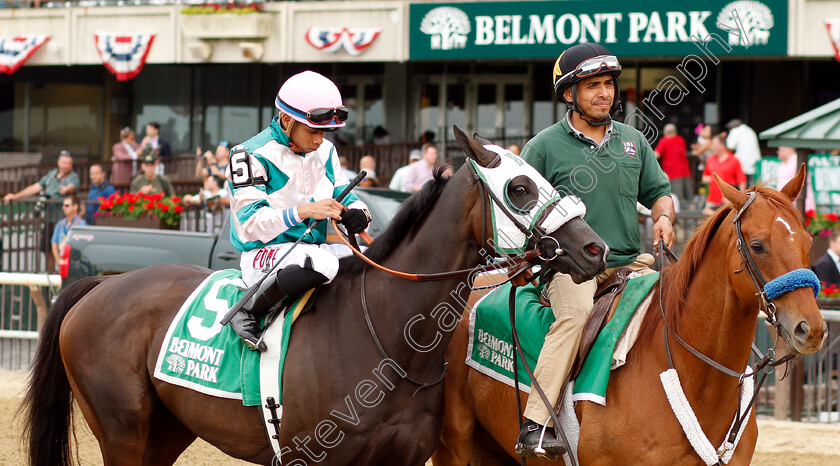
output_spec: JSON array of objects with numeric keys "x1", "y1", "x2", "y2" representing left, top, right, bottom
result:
[
  {"x1": 715, "y1": 165, "x2": 827, "y2": 354},
  {"x1": 452, "y1": 126, "x2": 607, "y2": 284}
]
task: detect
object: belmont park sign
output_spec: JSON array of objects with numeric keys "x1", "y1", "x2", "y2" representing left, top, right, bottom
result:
[{"x1": 409, "y1": 0, "x2": 787, "y2": 59}]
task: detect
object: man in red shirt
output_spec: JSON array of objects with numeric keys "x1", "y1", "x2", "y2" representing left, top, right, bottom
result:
[
  {"x1": 654, "y1": 123, "x2": 692, "y2": 205},
  {"x1": 702, "y1": 133, "x2": 746, "y2": 215}
]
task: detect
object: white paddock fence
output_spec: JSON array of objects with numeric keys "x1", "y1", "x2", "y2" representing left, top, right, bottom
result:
[{"x1": 0, "y1": 272, "x2": 60, "y2": 371}]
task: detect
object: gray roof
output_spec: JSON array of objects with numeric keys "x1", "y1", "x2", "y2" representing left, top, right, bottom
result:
[{"x1": 759, "y1": 98, "x2": 840, "y2": 149}]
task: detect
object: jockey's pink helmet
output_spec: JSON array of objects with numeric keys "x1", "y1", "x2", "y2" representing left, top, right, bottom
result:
[{"x1": 274, "y1": 71, "x2": 346, "y2": 130}]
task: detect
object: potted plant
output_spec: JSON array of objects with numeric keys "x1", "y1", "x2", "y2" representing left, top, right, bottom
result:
[
  {"x1": 95, "y1": 192, "x2": 183, "y2": 229},
  {"x1": 805, "y1": 209, "x2": 840, "y2": 266},
  {"x1": 816, "y1": 283, "x2": 840, "y2": 310},
  {"x1": 180, "y1": 2, "x2": 272, "y2": 40}
]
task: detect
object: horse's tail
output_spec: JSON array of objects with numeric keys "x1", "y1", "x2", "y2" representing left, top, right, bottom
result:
[{"x1": 19, "y1": 276, "x2": 108, "y2": 466}]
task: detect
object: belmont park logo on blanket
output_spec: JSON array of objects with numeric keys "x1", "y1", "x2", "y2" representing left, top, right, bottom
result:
[
  {"x1": 475, "y1": 329, "x2": 514, "y2": 372},
  {"x1": 164, "y1": 337, "x2": 226, "y2": 383},
  {"x1": 412, "y1": 0, "x2": 783, "y2": 58}
]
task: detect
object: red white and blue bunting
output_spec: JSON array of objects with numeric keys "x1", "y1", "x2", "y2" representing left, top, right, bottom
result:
[
  {"x1": 0, "y1": 35, "x2": 50, "y2": 75},
  {"x1": 304, "y1": 28, "x2": 380, "y2": 56},
  {"x1": 94, "y1": 33, "x2": 156, "y2": 81},
  {"x1": 827, "y1": 20, "x2": 840, "y2": 63}
]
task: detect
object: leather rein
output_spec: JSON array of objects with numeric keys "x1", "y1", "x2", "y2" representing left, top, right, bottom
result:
[
  {"x1": 657, "y1": 192, "x2": 795, "y2": 463},
  {"x1": 331, "y1": 159, "x2": 565, "y2": 283},
  {"x1": 332, "y1": 160, "x2": 570, "y2": 391}
]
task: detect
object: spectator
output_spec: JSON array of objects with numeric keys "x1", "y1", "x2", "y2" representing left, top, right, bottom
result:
[
  {"x1": 372, "y1": 126, "x2": 391, "y2": 145},
  {"x1": 421, "y1": 130, "x2": 436, "y2": 143},
  {"x1": 183, "y1": 175, "x2": 229, "y2": 234},
  {"x1": 195, "y1": 141, "x2": 229, "y2": 180},
  {"x1": 776, "y1": 146, "x2": 815, "y2": 211},
  {"x1": 389, "y1": 150, "x2": 421, "y2": 192},
  {"x1": 702, "y1": 134, "x2": 746, "y2": 216},
  {"x1": 654, "y1": 123, "x2": 692, "y2": 205},
  {"x1": 51, "y1": 195, "x2": 86, "y2": 270},
  {"x1": 140, "y1": 121, "x2": 171, "y2": 175},
  {"x1": 86, "y1": 164, "x2": 116, "y2": 224},
  {"x1": 724, "y1": 119, "x2": 761, "y2": 185},
  {"x1": 814, "y1": 231, "x2": 840, "y2": 287},
  {"x1": 4, "y1": 150, "x2": 79, "y2": 201},
  {"x1": 111, "y1": 127, "x2": 140, "y2": 186},
  {"x1": 691, "y1": 124, "x2": 713, "y2": 167},
  {"x1": 339, "y1": 155, "x2": 356, "y2": 180},
  {"x1": 507, "y1": 144, "x2": 521, "y2": 156},
  {"x1": 4, "y1": 150, "x2": 80, "y2": 272},
  {"x1": 130, "y1": 153, "x2": 175, "y2": 197},
  {"x1": 402, "y1": 143, "x2": 438, "y2": 192},
  {"x1": 359, "y1": 155, "x2": 379, "y2": 187}
]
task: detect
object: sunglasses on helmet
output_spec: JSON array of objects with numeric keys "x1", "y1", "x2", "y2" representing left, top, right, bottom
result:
[
  {"x1": 276, "y1": 97, "x2": 349, "y2": 126},
  {"x1": 556, "y1": 55, "x2": 621, "y2": 89}
]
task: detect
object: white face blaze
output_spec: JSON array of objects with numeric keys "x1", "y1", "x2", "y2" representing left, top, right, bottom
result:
[{"x1": 470, "y1": 145, "x2": 587, "y2": 254}]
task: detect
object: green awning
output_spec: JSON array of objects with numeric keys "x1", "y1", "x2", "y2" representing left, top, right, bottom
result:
[{"x1": 759, "y1": 98, "x2": 840, "y2": 149}]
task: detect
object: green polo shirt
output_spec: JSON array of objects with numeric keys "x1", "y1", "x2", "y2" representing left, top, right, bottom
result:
[{"x1": 522, "y1": 116, "x2": 671, "y2": 267}]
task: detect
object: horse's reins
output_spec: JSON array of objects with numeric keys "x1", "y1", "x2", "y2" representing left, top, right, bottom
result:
[
  {"x1": 337, "y1": 159, "x2": 571, "y2": 393},
  {"x1": 330, "y1": 160, "x2": 565, "y2": 283},
  {"x1": 657, "y1": 193, "x2": 802, "y2": 463}
]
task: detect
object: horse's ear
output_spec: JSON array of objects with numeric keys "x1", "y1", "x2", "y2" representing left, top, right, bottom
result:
[
  {"x1": 715, "y1": 173, "x2": 748, "y2": 210},
  {"x1": 453, "y1": 125, "x2": 500, "y2": 168},
  {"x1": 780, "y1": 163, "x2": 806, "y2": 202},
  {"x1": 472, "y1": 133, "x2": 494, "y2": 147}
]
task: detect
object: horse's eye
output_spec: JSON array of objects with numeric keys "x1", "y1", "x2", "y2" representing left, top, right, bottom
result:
[
  {"x1": 513, "y1": 185, "x2": 527, "y2": 196},
  {"x1": 750, "y1": 241, "x2": 765, "y2": 253}
]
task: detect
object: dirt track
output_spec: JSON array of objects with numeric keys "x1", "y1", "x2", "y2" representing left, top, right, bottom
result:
[{"x1": 3, "y1": 369, "x2": 839, "y2": 465}]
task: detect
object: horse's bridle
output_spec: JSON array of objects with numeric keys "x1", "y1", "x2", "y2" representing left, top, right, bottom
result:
[
  {"x1": 332, "y1": 159, "x2": 569, "y2": 283},
  {"x1": 733, "y1": 191, "x2": 781, "y2": 327},
  {"x1": 333, "y1": 159, "x2": 575, "y2": 393},
  {"x1": 658, "y1": 191, "x2": 820, "y2": 462}
]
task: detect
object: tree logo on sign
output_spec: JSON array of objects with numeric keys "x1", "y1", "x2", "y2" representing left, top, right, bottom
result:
[
  {"x1": 420, "y1": 6, "x2": 471, "y2": 51},
  {"x1": 718, "y1": 0, "x2": 774, "y2": 46}
]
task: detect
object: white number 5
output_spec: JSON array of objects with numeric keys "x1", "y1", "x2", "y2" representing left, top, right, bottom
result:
[{"x1": 230, "y1": 149, "x2": 264, "y2": 188}]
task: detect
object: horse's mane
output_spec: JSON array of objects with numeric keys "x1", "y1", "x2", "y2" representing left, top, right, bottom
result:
[
  {"x1": 638, "y1": 184, "x2": 802, "y2": 342},
  {"x1": 340, "y1": 166, "x2": 451, "y2": 275}
]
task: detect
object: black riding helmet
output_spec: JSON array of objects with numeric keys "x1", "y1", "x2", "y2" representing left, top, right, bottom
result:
[{"x1": 552, "y1": 43, "x2": 622, "y2": 127}]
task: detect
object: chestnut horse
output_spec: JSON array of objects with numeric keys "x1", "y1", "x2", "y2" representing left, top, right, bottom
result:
[
  {"x1": 433, "y1": 167, "x2": 827, "y2": 465},
  {"x1": 20, "y1": 128, "x2": 608, "y2": 466}
]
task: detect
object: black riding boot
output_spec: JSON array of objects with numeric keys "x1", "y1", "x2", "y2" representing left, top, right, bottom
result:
[
  {"x1": 516, "y1": 419, "x2": 566, "y2": 460},
  {"x1": 229, "y1": 262, "x2": 328, "y2": 352}
]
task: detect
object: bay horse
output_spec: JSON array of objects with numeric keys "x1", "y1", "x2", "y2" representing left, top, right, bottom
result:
[
  {"x1": 433, "y1": 167, "x2": 828, "y2": 465},
  {"x1": 20, "y1": 128, "x2": 608, "y2": 466}
]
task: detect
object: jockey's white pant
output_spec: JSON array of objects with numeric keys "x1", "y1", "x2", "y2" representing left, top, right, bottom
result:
[{"x1": 239, "y1": 243, "x2": 354, "y2": 288}]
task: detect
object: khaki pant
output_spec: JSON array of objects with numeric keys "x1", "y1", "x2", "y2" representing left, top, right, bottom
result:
[{"x1": 523, "y1": 253, "x2": 657, "y2": 426}]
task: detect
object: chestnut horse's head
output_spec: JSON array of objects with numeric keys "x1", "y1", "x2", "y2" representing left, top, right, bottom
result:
[
  {"x1": 716, "y1": 165, "x2": 827, "y2": 354},
  {"x1": 452, "y1": 126, "x2": 607, "y2": 284}
]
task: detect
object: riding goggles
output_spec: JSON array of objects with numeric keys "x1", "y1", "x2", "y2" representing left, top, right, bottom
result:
[
  {"x1": 275, "y1": 97, "x2": 349, "y2": 126},
  {"x1": 556, "y1": 55, "x2": 621, "y2": 89}
]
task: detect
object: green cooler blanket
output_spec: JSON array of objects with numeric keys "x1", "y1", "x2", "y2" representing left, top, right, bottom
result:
[
  {"x1": 153, "y1": 269, "x2": 302, "y2": 406},
  {"x1": 465, "y1": 272, "x2": 659, "y2": 404}
]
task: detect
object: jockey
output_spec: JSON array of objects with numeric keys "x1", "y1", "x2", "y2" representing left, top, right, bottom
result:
[
  {"x1": 225, "y1": 70, "x2": 371, "y2": 352},
  {"x1": 517, "y1": 44, "x2": 676, "y2": 457}
]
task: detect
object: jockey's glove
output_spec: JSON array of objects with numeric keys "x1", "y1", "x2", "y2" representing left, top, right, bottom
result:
[{"x1": 340, "y1": 208, "x2": 371, "y2": 235}]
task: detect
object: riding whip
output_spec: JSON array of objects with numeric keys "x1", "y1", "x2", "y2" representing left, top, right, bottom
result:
[{"x1": 220, "y1": 170, "x2": 367, "y2": 326}]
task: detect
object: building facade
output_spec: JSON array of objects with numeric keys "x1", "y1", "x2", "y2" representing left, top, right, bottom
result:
[{"x1": 1, "y1": 0, "x2": 840, "y2": 167}]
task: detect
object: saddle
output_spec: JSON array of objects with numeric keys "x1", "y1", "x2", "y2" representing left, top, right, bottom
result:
[{"x1": 570, "y1": 267, "x2": 637, "y2": 380}]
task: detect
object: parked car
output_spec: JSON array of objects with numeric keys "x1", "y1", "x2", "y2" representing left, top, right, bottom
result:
[{"x1": 60, "y1": 188, "x2": 409, "y2": 288}]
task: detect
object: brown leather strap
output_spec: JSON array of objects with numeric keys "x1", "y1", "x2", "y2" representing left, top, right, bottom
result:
[{"x1": 330, "y1": 218, "x2": 540, "y2": 281}]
